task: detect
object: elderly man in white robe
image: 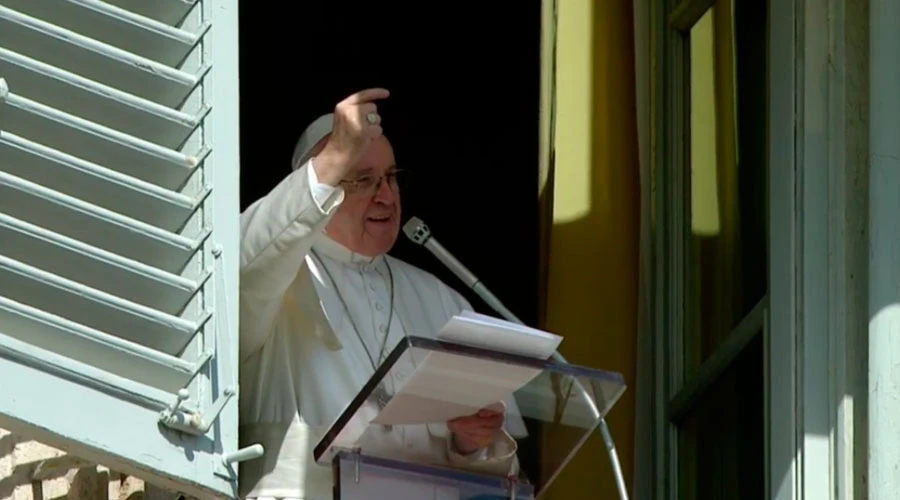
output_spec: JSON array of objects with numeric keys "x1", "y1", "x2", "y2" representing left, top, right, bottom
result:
[{"x1": 237, "y1": 88, "x2": 519, "y2": 499}]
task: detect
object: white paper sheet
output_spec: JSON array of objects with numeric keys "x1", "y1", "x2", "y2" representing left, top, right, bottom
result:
[
  {"x1": 371, "y1": 312, "x2": 563, "y2": 426},
  {"x1": 437, "y1": 310, "x2": 562, "y2": 359}
]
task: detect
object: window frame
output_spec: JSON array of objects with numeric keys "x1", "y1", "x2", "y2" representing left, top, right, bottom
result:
[
  {"x1": 651, "y1": 0, "x2": 784, "y2": 498},
  {"x1": 649, "y1": 0, "x2": 858, "y2": 498}
]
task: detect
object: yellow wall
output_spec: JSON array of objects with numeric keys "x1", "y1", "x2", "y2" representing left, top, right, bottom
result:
[{"x1": 542, "y1": 0, "x2": 640, "y2": 498}]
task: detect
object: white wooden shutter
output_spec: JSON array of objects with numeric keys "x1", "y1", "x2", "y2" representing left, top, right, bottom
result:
[{"x1": 0, "y1": 1, "x2": 250, "y2": 498}]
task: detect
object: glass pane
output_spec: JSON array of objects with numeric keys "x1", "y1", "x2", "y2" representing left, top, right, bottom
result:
[
  {"x1": 313, "y1": 334, "x2": 627, "y2": 498},
  {"x1": 685, "y1": 0, "x2": 768, "y2": 378},
  {"x1": 335, "y1": 452, "x2": 535, "y2": 499},
  {"x1": 678, "y1": 333, "x2": 764, "y2": 500}
]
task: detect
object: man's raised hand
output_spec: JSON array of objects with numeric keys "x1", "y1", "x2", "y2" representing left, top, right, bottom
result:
[{"x1": 314, "y1": 88, "x2": 390, "y2": 186}]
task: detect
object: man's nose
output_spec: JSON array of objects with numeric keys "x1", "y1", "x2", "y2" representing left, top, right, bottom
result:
[{"x1": 373, "y1": 176, "x2": 397, "y2": 203}]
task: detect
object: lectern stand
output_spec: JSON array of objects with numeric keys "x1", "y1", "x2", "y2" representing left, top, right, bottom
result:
[{"x1": 314, "y1": 336, "x2": 626, "y2": 500}]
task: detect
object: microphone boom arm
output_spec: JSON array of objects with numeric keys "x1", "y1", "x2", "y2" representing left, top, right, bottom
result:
[{"x1": 426, "y1": 238, "x2": 524, "y2": 325}]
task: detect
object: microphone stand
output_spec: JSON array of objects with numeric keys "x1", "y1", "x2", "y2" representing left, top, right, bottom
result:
[{"x1": 403, "y1": 218, "x2": 629, "y2": 500}]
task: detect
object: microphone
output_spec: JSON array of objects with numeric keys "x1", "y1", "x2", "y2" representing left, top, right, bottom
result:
[
  {"x1": 403, "y1": 216, "x2": 524, "y2": 324},
  {"x1": 402, "y1": 215, "x2": 630, "y2": 500}
]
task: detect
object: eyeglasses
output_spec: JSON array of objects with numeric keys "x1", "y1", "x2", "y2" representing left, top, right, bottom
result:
[{"x1": 340, "y1": 169, "x2": 404, "y2": 195}]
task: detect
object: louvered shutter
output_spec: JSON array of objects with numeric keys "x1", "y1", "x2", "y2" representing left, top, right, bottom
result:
[{"x1": 0, "y1": 1, "x2": 250, "y2": 498}]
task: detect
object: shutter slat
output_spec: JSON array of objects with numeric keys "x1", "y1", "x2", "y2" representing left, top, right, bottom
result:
[
  {"x1": 0, "y1": 5, "x2": 202, "y2": 106},
  {"x1": 0, "y1": 0, "x2": 205, "y2": 66},
  {"x1": 0, "y1": 86, "x2": 201, "y2": 190},
  {"x1": 0, "y1": 255, "x2": 206, "y2": 355},
  {"x1": 0, "y1": 48, "x2": 203, "y2": 146},
  {"x1": 0, "y1": 170, "x2": 204, "y2": 274},
  {"x1": 0, "y1": 214, "x2": 204, "y2": 314},
  {"x1": 0, "y1": 133, "x2": 203, "y2": 232},
  {"x1": 101, "y1": 0, "x2": 198, "y2": 27},
  {"x1": 0, "y1": 331, "x2": 238, "y2": 500},
  {"x1": 0, "y1": 296, "x2": 199, "y2": 393},
  {"x1": 0, "y1": 331, "x2": 176, "y2": 409}
]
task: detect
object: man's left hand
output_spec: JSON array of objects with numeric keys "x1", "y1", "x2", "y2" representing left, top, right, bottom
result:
[{"x1": 447, "y1": 403, "x2": 505, "y2": 455}]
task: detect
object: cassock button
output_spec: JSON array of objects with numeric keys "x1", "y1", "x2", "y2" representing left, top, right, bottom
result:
[
  {"x1": 379, "y1": 324, "x2": 387, "y2": 333},
  {"x1": 375, "y1": 303, "x2": 383, "y2": 311}
]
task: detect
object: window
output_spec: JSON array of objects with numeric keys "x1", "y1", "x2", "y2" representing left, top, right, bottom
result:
[{"x1": 656, "y1": 0, "x2": 769, "y2": 498}]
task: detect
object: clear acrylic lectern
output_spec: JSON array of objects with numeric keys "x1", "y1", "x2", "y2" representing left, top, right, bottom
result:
[{"x1": 314, "y1": 336, "x2": 626, "y2": 500}]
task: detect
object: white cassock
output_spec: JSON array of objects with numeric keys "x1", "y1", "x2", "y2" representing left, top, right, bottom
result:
[{"x1": 237, "y1": 151, "x2": 519, "y2": 498}]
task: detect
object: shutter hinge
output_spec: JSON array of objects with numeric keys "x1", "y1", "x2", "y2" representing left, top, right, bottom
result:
[{"x1": 158, "y1": 386, "x2": 235, "y2": 436}]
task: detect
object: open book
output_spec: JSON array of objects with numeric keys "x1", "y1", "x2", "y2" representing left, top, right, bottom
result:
[{"x1": 370, "y1": 310, "x2": 562, "y2": 426}]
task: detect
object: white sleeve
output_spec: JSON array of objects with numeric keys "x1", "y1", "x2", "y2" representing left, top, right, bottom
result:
[
  {"x1": 238, "y1": 159, "x2": 344, "y2": 360},
  {"x1": 307, "y1": 159, "x2": 341, "y2": 211}
]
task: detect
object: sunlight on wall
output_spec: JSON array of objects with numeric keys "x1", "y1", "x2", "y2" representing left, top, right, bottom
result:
[
  {"x1": 551, "y1": 1, "x2": 593, "y2": 224},
  {"x1": 691, "y1": 9, "x2": 722, "y2": 237}
]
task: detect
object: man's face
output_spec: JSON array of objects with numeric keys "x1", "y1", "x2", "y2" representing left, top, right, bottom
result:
[{"x1": 325, "y1": 135, "x2": 402, "y2": 256}]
